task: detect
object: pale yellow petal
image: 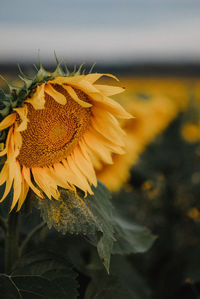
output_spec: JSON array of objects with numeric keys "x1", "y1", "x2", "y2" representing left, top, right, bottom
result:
[
  {"x1": 83, "y1": 131, "x2": 113, "y2": 165},
  {"x1": 72, "y1": 145, "x2": 97, "y2": 187},
  {"x1": 0, "y1": 113, "x2": 16, "y2": 131},
  {"x1": 0, "y1": 177, "x2": 13, "y2": 203},
  {"x1": 14, "y1": 106, "x2": 29, "y2": 132},
  {"x1": 25, "y1": 84, "x2": 45, "y2": 109},
  {"x1": 13, "y1": 129, "x2": 22, "y2": 150},
  {"x1": 67, "y1": 156, "x2": 93, "y2": 195},
  {"x1": 90, "y1": 127, "x2": 125, "y2": 155},
  {"x1": 0, "y1": 161, "x2": 15, "y2": 203},
  {"x1": 5, "y1": 127, "x2": 13, "y2": 152},
  {"x1": 7, "y1": 128, "x2": 19, "y2": 159},
  {"x1": 79, "y1": 139, "x2": 103, "y2": 170},
  {"x1": 10, "y1": 162, "x2": 22, "y2": 211},
  {"x1": 17, "y1": 179, "x2": 29, "y2": 211},
  {"x1": 0, "y1": 163, "x2": 8, "y2": 185},
  {"x1": 48, "y1": 164, "x2": 74, "y2": 191},
  {"x1": 93, "y1": 84, "x2": 125, "y2": 96},
  {"x1": 50, "y1": 75, "x2": 83, "y2": 85},
  {"x1": 84, "y1": 73, "x2": 104, "y2": 84},
  {"x1": 32, "y1": 167, "x2": 59, "y2": 200},
  {"x1": 62, "y1": 158, "x2": 92, "y2": 194},
  {"x1": 85, "y1": 73, "x2": 119, "y2": 84},
  {"x1": 91, "y1": 108, "x2": 125, "y2": 146},
  {"x1": 75, "y1": 80, "x2": 100, "y2": 94},
  {"x1": 62, "y1": 85, "x2": 92, "y2": 108},
  {"x1": 45, "y1": 84, "x2": 67, "y2": 105},
  {"x1": 90, "y1": 94, "x2": 132, "y2": 119},
  {"x1": 22, "y1": 166, "x2": 43, "y2": 198}
]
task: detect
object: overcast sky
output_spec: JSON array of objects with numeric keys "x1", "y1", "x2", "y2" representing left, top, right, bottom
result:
[{"x1": 0, "y1": 0, "x2": 200, "y2": 64}]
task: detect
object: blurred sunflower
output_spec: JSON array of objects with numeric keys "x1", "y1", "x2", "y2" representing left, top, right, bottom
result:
[
  {"x1": 97, "y1": 94, "x2": 179, "y2": 191},
  {"x1": 181, "y1": 122, "x2": 200, "y2": 143},
  {"x1": 119, "y1": 77, "x2": 192, "y2": 111},
  {"x1": 0, "y1": 65, "x2": 131, "y2": 211}
]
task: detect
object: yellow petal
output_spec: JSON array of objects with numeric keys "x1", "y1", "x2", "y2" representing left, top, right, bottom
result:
[
  {"x1": 0, "y1": 176, "x2": 13, "y2": 203},
  {"x1": 94, "y1": 85, "x2": 125, "y2": 96},
  {"x1": 62, "y1": 85, "x2": 92, "y2": 108},
  {"x1": 50, "y1": 75, "x2": 83, "y2": 85},
  {"x1": 79, "y1": 139, "x2": 103, "y2": 170},
  {"x1": 7, "y1": 128, "x2": 19, "y2": 159},
  {"x1": 5, "y1": 127, "x2": 13, "y2": 153},
  {"x1": 32, "y1": 167, "x2": 60, "y2": 200},
  {"x1": 83, "y1": 130, "x2": 113, "y2": 165},
  {"x1": 91, "y1": 108, "x2": 125, "y2": 146},
  {"x1": 14, "y1": 106, "x2": 29, "y2": 132},
  {"x1": 0, "y1": 113, "x2": 16, "y2": 131},
  {"x1": 91, "y1": 94, "x2": 133, "y2": 119},
  {"x1": 13, "y1": 129, "x2": 22, "y2": 150},
  {"x1": 17, "y1": 179, "x2": 29, "y2": 211},
  {"x1": 72, "y1": 146, "x2": 97, "y2": 187},
  {"x1": 0, "y1": 163, "x2": 8, "y2": 185},
  {"x1": 25, "y1": 84, "x2": 45, "y2": 109},
  {"x1": 22, "y1": 166, "x2": 43, "y2": 198},
  {"x1": 10, "y1": 162, "x2": 22, "y2": 211},
  {"x1": 0, "y1": 160, "x2": 15, "y2": 203},
  {"x1": 67, "y1": 155, "x2": 93, "y2": 194},
  {"x1": 62, "y1": 158, "x2": 92, "y2": 194},
  {"x1": 49, "y1": 163, "x2": 74, "y2": 191},
  {"x1": 90, "y1": 127, "x2": 125, "y2": 155},
  {"x1": 85, "y1": 73, "x2": 119, "y2": 84},
  {"x1": 75, "y1": 80, "x2": 100, "y2": 94},
  {"x1": 45, "y1": 84, "x2": 67, "y2": 105}
]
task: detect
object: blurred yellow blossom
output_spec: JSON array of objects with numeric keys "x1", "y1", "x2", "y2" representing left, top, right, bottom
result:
[
  {"x1": 181, "y1": 123, "x2": 200, "y2": 143},
  {"x1": 188, "y1": 208, "x2": 200, "y2": 221},
  {"x1": 97, "y1": 90, "x2": 180, "y2": 191}
]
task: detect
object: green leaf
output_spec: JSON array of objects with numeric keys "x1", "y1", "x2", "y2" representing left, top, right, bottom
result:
[
  {"x1": 0, "y1": 250, "x2": 79, "y2": 299},
  {"x1": 37, "y1": 182, "x2": 156, "y2": 273},
  {"x1": 85, "y1": 255, "x2": 151, "y2": 299},
  {"x1": 37, "y1": 182, "x2": 115, "y2": 272},
  {"x1": 112, "y1": 216, "x2": 157, "y2": 255}
]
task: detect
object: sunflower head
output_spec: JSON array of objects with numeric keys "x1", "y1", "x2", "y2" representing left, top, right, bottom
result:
[{"x1": 0, "y1": 62, "x2": 132, "y2": 211}]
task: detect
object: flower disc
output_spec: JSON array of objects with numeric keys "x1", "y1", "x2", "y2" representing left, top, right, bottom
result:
[{"x1": 17, "y1": 86, "x2": 91, "y2": 167}]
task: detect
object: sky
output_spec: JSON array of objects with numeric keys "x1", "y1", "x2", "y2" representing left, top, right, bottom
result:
[{"x1": 0, "y1": 0, "x2": 200, "y2": 64}]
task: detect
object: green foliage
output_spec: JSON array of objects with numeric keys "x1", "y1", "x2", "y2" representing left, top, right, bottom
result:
[
  {"x1": 112, "y1": 216, "x2": 157, "y2": 255},
  {"x1": 37, "y1": 182, "x2": 156, "y2": 273},
  {"x1": 85, "y1": 255, "x2": 151, "y2": 299},
  {"x1": 0, "y1": 250, "x2": 79, "y2": 299},
  {"x1": 0, "y1": 181, "x2": 155, "y2": 298}
]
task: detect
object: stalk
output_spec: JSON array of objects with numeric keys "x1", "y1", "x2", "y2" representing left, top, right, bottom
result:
[{"x1": 5, "y1": 212, "x2": 20, "y2": 273}]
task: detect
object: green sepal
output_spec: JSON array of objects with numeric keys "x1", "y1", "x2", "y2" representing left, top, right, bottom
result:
[
  {"x1": 34, "y1": 65, "x2": 50, "y2": 82},
  {"x1": 0, "y1": 57, "x2": 96, "y2": 123},
  {"x1": 18, "y1": 75, "x2": 33, "y2": 90}
]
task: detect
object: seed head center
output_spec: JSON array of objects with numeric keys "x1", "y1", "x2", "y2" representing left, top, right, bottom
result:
[{"x1": 17, "y1": 86, "x2": 91, "y2": 167}]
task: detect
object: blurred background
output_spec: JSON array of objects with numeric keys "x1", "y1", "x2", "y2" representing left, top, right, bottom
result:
[
  {"x1": 1, "y1": 1, "x2": 200, "y2": 298},
  {"x1": 0, "y1": 0, "x2": 200, "y2": 74}
]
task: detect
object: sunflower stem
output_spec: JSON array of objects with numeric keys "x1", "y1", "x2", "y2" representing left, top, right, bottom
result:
[
  {"x1": 0, "y1": 216, "x2": 7, "y2": 232},
  {"x1": 5, "y1": 212, "x2": 20, "y2": 273},
  {"x1": 19, "y1": 221, "x2": 46, "y2": 257}
]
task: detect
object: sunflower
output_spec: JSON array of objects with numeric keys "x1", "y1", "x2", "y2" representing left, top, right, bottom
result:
[{"x1": 0, "y1": 65, "x2": 131, "y2": 211}]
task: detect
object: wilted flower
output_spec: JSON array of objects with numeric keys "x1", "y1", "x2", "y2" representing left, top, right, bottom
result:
[{"x1": 0, "y1": 64, "x2": 132, "y2": 211}]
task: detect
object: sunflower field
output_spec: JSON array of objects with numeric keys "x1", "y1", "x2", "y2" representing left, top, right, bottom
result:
[{"x1": 0, "y1": 63, "x2": 200, "y2": 299}]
